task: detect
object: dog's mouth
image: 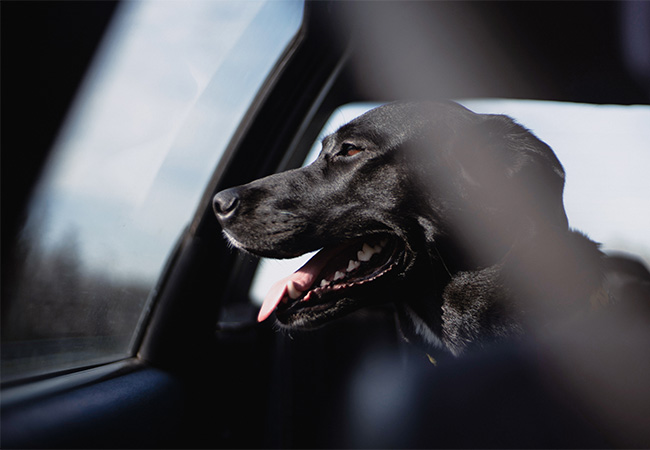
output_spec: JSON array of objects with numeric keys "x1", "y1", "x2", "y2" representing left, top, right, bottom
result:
[{"x1": 258, "y1": 234, "x2": 405, "y2": 325}]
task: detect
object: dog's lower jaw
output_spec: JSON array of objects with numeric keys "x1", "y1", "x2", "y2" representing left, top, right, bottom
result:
[
  {"x1": 274, "y1": 313, "x2": 312, "y2": 331},
  {"x1": 275, "y1": 296, "x2": 359, "y2": 330}
]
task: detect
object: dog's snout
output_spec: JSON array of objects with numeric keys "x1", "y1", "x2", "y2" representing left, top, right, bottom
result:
[{"x1": 213, "y1": 188, "x2": 240, "y2": 220}]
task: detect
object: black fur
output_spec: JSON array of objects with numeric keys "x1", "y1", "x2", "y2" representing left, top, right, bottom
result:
[{"x1": 213, "y1": 101, "x2": 640, "y2": 356}]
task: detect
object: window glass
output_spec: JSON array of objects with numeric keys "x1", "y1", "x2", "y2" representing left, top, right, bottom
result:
[
  {"x1": 249, "y1": 100, "x2": 650, "y2": 307},
  {"x1": 2, "y1": 0, "x2": 304, "y2": 382}
]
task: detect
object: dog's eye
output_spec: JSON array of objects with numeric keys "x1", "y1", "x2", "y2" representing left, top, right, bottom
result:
[{"x1": 340, "y1": 143, "x2": 363, "y2": 157}]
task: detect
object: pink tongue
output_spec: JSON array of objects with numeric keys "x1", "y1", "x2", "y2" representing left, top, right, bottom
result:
[{"x1": 257, "y1": 245, "x2": 345, "y2": 322}]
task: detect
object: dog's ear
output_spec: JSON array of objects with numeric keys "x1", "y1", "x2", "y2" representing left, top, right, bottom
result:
[{"x1": 450, "y1": 114, "x2": 568, "y2": 231}]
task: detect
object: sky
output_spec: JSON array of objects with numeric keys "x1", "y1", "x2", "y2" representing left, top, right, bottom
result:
[{"x1": 24, "y1": 0, "x2": 304, "y2": 284}]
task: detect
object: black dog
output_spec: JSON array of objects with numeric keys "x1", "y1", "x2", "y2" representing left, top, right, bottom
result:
[{"x1": 213, "y1": 101, "x2": 644, "y2": 356}]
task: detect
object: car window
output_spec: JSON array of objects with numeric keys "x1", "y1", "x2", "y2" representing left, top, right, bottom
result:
[
  {"x1": 248, "y1": 100, "x2": 650, "y2": 308},
  {"x1": 1, "y1": 0, "x2": 304, "y2": 383}
]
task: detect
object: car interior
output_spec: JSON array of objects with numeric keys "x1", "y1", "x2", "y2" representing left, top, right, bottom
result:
[{"x1": 2, "y1": 1, "x2": 649, "y2": 448}]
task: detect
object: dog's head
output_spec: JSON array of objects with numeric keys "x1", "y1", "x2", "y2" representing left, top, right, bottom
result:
[{"x1": 213, "y1": 101, "x2": 568, "y2": 330}]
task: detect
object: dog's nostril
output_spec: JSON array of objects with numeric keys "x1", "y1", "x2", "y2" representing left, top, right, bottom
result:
[{"x1": 213, "y1": 189, "x2": 240, "y2": 218}]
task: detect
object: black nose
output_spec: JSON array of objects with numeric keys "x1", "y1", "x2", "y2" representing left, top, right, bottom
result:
[{"x1": 213, "y1": 188, "x2": 240, "y2": 220}]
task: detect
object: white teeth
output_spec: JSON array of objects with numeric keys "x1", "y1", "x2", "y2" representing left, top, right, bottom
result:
[
  {"x1": 287, "y1": 281, "x2": 302, "y2": 300},
  {"x1": 357, "y1": 251, "x2": 371, "y2": 262},
  {"x1": 358, "y1": 242, "x2": 383, "y2": 262},
  {"x1": 358, "y1": 243, "x2": 374, "y2": 261},
  {"x1": 316, "y1": 240, "x2": 389, "y2": 289},
  {"x1": 290, "y1": 237, "x2": 387, "y2": 297},
  {"x1": 347, "y1": 259, "x2": 361, "y2": 272}
]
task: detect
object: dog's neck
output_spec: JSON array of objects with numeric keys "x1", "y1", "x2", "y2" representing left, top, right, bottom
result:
[{"x1": 397, "y1": 227, "x2": 607, "y2": 357}]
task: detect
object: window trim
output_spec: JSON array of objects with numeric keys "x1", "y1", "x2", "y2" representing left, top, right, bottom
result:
[{"x1": 1, "y1": 359, "x2": 140, "y2": 408}]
